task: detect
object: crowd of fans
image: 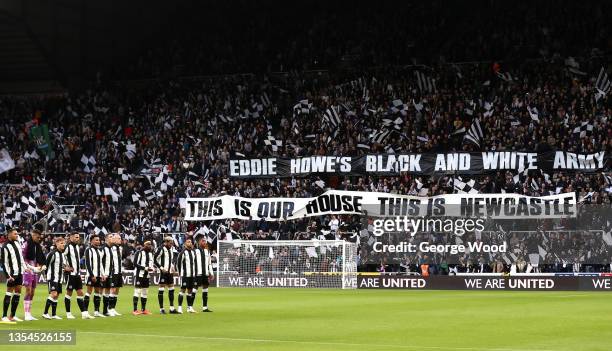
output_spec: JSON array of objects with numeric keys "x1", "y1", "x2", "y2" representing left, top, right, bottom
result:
[
  {"x1": 361, "y1": 230, "x2": 612, "y2": 275},
  {"x1": 1, "y1": 1, "x2": 611, "y2": 274}
]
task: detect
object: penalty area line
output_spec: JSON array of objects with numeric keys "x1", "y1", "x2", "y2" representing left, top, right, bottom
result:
[{"x1": 80, "y1": 331, "x2": 558, "y2": 351}]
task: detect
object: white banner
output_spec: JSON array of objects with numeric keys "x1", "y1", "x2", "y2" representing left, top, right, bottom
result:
[{"x1": 183, "y1": 191, "x2": 576, "y2": 221}]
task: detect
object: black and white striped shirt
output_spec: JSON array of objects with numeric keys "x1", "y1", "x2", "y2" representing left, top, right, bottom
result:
[
  {"x1": 154, "y1": 246, "x2": 174, "y2": 272},
  {"x1": 110, "y1": 245, "x2": 123, "y2": 275},
  {"x1": 46, "y1": 249, "x2": 65, "y2": 283},
  {"x1": 133, "y1": 249, "x2": 154, "y2": 278},
  {"x1": 84, "y1": 246, "x2": 103, "y2": 278},
  {"x1": 194, "y1": 248, "x2": 213, "y2": 276},
  {"x1": 64, "y1": 243, "x2": 81, "y2": 276},
  {"x1": 101, "y1": 245, "x2": 112, "y2": 277},
  {"x1": 177, "y1": 248, "x2": 196, "y2": 278},
  {"x1": 1, "y1": 240, "x2": 26, "y2": 277}
]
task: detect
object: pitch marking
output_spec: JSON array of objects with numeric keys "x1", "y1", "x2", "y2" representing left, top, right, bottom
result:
[{"x1": 81, "y1": 331, "x2": 559, "y2": 351}]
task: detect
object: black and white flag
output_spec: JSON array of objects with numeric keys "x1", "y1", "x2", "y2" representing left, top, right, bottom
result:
[
  {"x1": 249, "y1": 103, "x2": 264, "y2": 118},
  {"x1": 292, "y1": 120, "x2": 300, "y2": 135},
  {"x1": 573, "y1": 121, "x2": 593, "y2": 138},
  {"x1": 264, "y1": 136, "x2": 283, "y2": 152},
  {"x1": 325, "y1": 128, "x2": 340, "y2": 145},
  {"x1": 21, "y1": 196, "x2": 42, "y2": 215},
  {"x1": 415, "y1": 71, "x2": 436, "y2": 93},
  {"x1": 594, "y1": 67, "x2": 610, "y2": 102},
  {"x1": 463, "y1": 119, "x2": 484, "y2": 147},
  {"x1": 24, "y1": 150, "x2": 39, "y2": 160},
  {"x1": 81, "y1": 154, "x2": 96, "y2": 173},
  {"x1": 451, "y1": 177, "x2": 480, "y2": 194},
  {"x1": 217, "y1": 114, "x2": 234, "y2": 123},
  {"x1": 188, "y1": 135, "x2": 202, "y2": 146},
  {"x1": 483, "y1": 101, "x2": 494, "y2": 118},
  {"x1": 513, "y1": 168, "x2": 530, "y2": 185},
  {"x1": 3, "y1": 201, "x2": 19, "y2": 226},
  {"x1": 370, "y1": 130, "x2": 391, "y2": 144},
  {"x1": 412, "y1": 99, "x2": 424, "y2": 112},
  {"x1": 155, "y1": 166, "x2": 175, "y2": 191},
  {"x1": 132, "y1": 192, "x2": 149, "y2": 208},
  {"x1": 144, "y1": 155, "x2": 162, "y2": 169},
  {"x1": 163, "y1": 116, "x2": 175, "y2": 130},
  {"x1": 111, "y1": 140, "x2": 138, "y2": 159},
  {"x1": 323, "y1": 106, "x2": 341, "y2": 129},
  {"x1": 261, "y1": 92, "x2": 271, "y2": 107},
  {"x1": 603, "y1": 173, "x2": 612, "y2": 193},
  {"x1": 414, "y1": 178, "x2": 429, "y2": 196},
  {"x1": 451, "y1": 127, "x2": 466, "y2": 136},
  {"x1": 104, "y1": 187, "x2": 121, "y2": 202},
  {"x1": 117, "y1": 168, "x2": 132, "y2": 181},
  {"x1": 390, "y1": 99, "x2": 408, "y2": 115},
  {"x1": 527, "y1": 106, "x2": 540, "y2": 122},
  {"x1": 382, "y1": 116, "x2": 404, "y2": 130},
  {"x1": 144, "y1": 188, "x2": 156, "y2": 201},
  {"x1": 464, "y1": 100, "x2": 475, "y2": 116},
  {"x1": 293, "y1": 100, "x2": 312, "y2": 117},
  {"x1": 94, "y1": 226, "x2": 109, "y2": 236}
]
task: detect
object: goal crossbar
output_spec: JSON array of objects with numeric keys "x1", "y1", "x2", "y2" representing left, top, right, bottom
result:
[{"x1": 216, "y1": 240, "x2": 357, "y2": 289}]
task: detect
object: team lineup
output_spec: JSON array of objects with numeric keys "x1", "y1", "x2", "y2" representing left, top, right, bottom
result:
[{"x1": 1, "y1": 228, "x2": 214, "y2": 323}]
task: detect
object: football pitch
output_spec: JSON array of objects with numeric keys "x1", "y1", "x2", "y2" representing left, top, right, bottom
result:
[{"x1": 1, "y1": 287, "x2": 611, "y2": 351}]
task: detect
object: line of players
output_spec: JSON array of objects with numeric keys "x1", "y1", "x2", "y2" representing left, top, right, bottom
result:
[
  {"x1": 132, "y1": 236, "x2": 214, "y2": 315},
  {"x1": 1, "y1": 228, "x2": 214, "y2": 322}
]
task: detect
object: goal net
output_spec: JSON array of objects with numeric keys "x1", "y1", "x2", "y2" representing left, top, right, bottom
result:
[{"x1": 217, "y1": 240, "x2": 358, "y2": 289}]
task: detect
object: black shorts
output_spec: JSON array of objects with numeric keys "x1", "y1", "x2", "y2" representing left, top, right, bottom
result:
[
  {"x1": 48, "y1": 281, "x2": 63, "y2": 294},
  {"x1": 195, "y1": 275, "x2": 209, "y2": 287},
  {"x1": 101, "y1": 276, "x2": 112, "y2": 289},
  {"x1": 134, "y1": 276, "x2": 150, "y2": 288},
  {"x1": 111, "y1": 274, "x2": 123, "y2": 288},
  {"x1": 86, "y1": 276, "x2": 102, "y2": 288},
  {"x1": 180, "y1": 277, "x2": 194, "y2": 290},
  {"x1": 6, "y1": 274, "x2": 23, "y2": 287},
  {"x1": 159, "y1": 272, "x2": 174, "y2": 285},
  {"x1": 66, "y1": 275, "x2": 83, "y2": 291}
]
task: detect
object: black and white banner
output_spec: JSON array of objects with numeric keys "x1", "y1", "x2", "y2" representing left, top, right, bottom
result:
[
  {"x1": 357, "y1": 275, "x2": 612, "y2": 291},
  {"x1": 0, "y1": 270, "x2": 217, "y2": 287},
  {"x1": 229, "y1": 151, "x2": 608, "y2": 178},
  {"x1": 183, "y1": 191, "x2": 576, "y2": 221}
]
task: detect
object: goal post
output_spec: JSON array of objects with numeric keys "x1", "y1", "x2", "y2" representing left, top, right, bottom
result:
[{"x1": 217, "y1": 240, "x2": 358, "y2": 289}]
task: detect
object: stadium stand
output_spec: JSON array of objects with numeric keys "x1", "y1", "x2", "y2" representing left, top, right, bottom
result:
[{"x1": 0, "y1": 0, "x2": 610, "y2": 275}]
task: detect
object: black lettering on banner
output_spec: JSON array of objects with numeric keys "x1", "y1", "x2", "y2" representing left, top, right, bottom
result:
[
  {"x1": 183, "y1": 192, "x2": 576, "y2": 221},
  {"x1": 460, "y1": 196, "x2": 576, "y2": 218},
  {"x1": 305, "y1": 194, "x2": 362, "y2": 214},
  {"x1": 255, "y1": 201, "x2": 295, "y2": 219},
  {"x1": 213, "y1": 199, "x2": 223, "y2": 216},
  {"x1": 234, "y1": 199, "x2": 252, "y2": 217}
]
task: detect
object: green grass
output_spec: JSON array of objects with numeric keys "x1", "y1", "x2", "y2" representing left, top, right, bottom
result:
[{"x1": 1, "y1": 287, "x2": 611, "y2": 351}]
